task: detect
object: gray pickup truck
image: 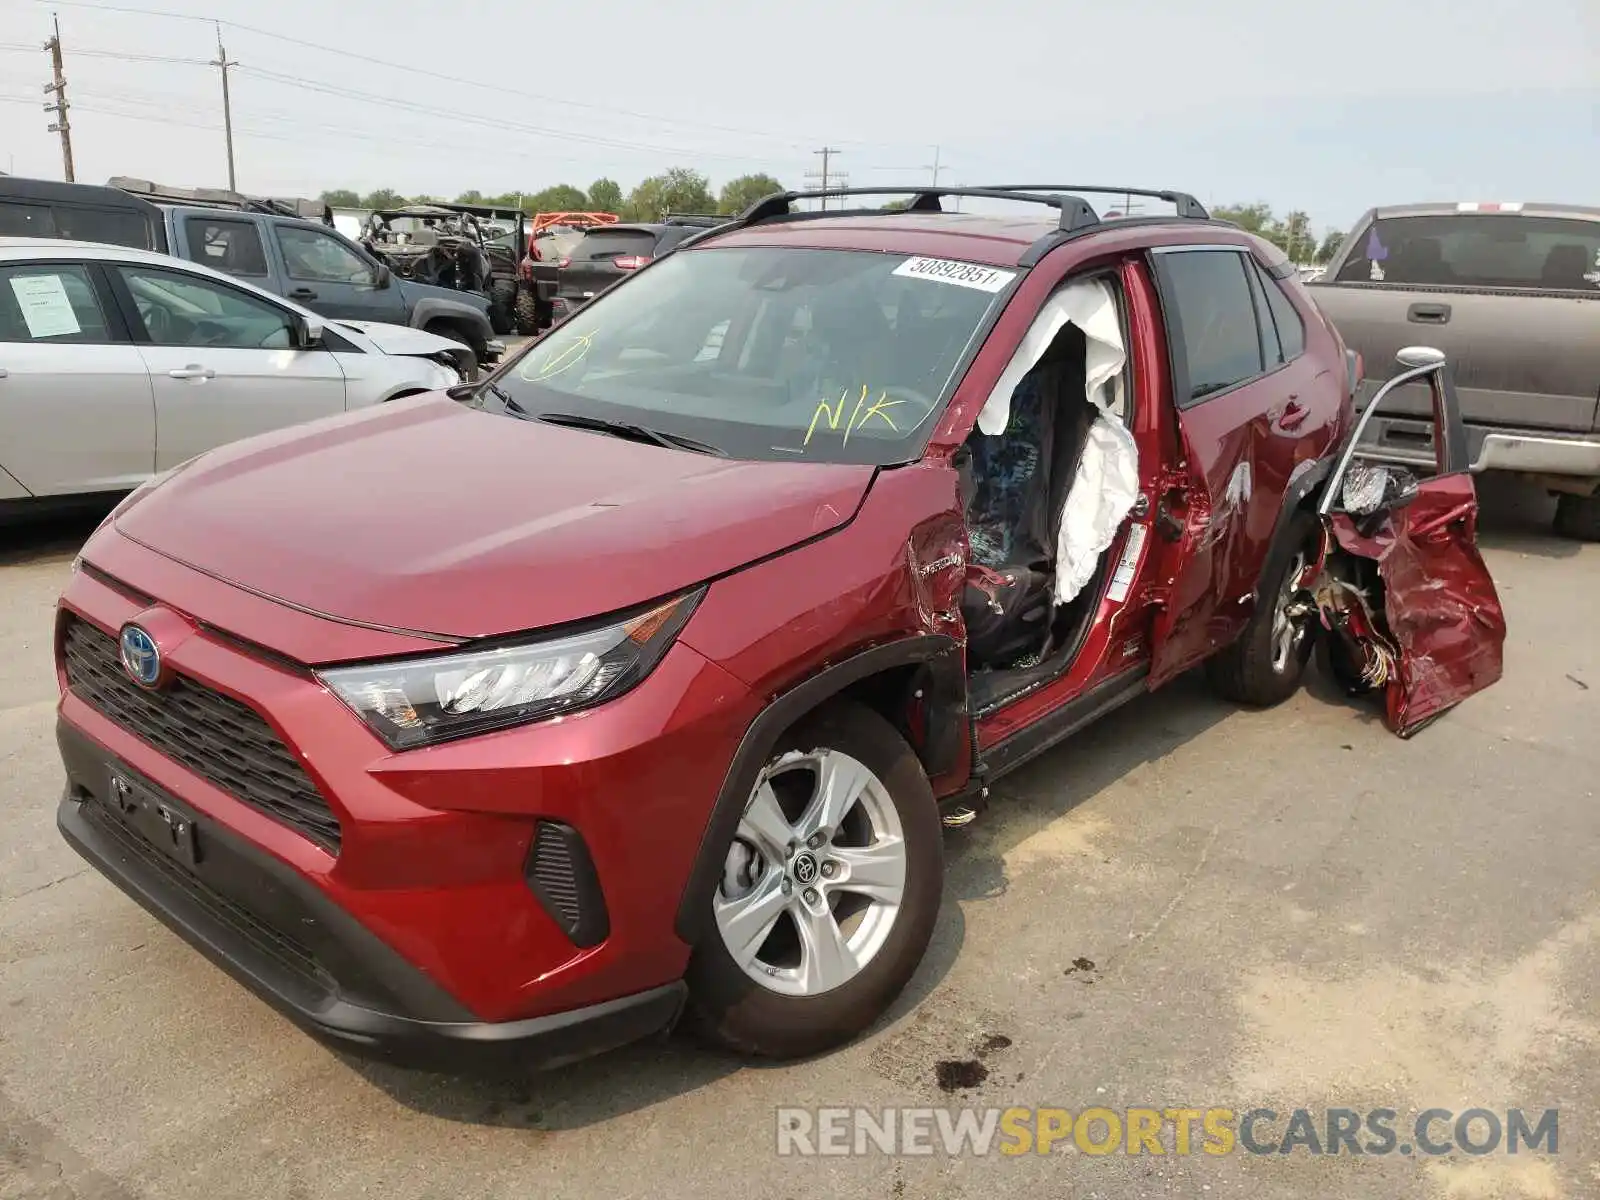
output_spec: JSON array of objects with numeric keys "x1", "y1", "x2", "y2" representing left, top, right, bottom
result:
[
  {"x1": 1310, "y1": 202, "x2": 1600, "y2": 539},
  {"x1": 0, "y1": 176, "x2": 500, "y2": 375}
]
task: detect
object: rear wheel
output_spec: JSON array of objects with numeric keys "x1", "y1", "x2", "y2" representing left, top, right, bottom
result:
[
  {"x1": 1553, "y1": 492, "x2": 1600, "y2": 542},
  {"x1": 1207, "y1": 510, "x2": 1318, "y2": 706},
  {"x1": 488, "y1": 279, "x2": 517, "y2": 336},
  {"x1": 686, "y1": 702, "x2": 943, "y2": 1060},
  {"x1": 513, "y1": 289, "x2": 542, "y2": 337}
]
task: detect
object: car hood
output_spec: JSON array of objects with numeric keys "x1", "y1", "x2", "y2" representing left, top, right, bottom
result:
[
  {"x1": 112, "y1": 396, "x2": 875, "y2": 640},
  {"x1": 327, "y1": 320, "x2": 460, "y2": 358}
]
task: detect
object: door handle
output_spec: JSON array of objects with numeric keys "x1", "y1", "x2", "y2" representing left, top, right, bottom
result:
[
  {"x1": 1407, "y1": 302, "x2": 1451, "y2": 324},
  {"x1": 168, "y1": 366, "x2": 216, "y2": 380},
  {"x1": 289, "y1": 288, "x2": 318, "y2": 300}
]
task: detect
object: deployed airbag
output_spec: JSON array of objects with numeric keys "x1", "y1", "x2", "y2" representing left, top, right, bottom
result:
[{"x1": 977, "y1": 279, "x2": 1137, "y2": 604}]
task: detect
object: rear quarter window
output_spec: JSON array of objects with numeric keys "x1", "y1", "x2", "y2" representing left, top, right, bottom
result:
[{"x1": 1334, "y1": 213, "x2": 1600, "y2": 292}]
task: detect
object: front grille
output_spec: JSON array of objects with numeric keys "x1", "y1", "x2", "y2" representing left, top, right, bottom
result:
[
  {"x1": 81, "y1": 797, "x2": 332, "y2": 998},
  {"x1": 62, "y1": 616, "x2": 342, "y2": 853}
]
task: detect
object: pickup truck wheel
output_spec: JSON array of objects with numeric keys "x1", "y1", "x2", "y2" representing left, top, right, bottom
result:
[
  {"x1": 1206, "y1": 509, "x2": 1318, "y2": 706},
  {"x1": 513, "y1": 290, "x2": 541, "y2": 337},
  {"x1": 685, "y1": 701, "x2": 942, "y2": 1060},
  {"x1": 423, "y1": 323, "x2": 481, "y2": 381},
  {"x1": 1553, "y1": 493, "x2": 1600, "y2": 542}
]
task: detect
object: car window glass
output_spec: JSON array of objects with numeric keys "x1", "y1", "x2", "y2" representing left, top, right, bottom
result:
[
  {"x1": 1161, "y1": 250, "x2": 1264, "y2": 401},
  {"x1": 188, "y1": 218, "x2": 269, "y2": 277},
  {"x1": 1244, "y1": 256, "x2": 1282, "y2": 367},
  {"x1": 53, "y1": 207, "x2": 154, "y2": 249},
  {"x1": 0, "y1": 202, "x2": 57, "y2": 238},
  {"x1": 571, "y1": 230, "x2": 658, "y2": 261},
  {"x1": 278, "y1": 226, "x2": 375, "y2": 284},
  {"x1": 116, "y1": 266, "x2": 295, "y2": 349},
  {"x1": 1257, "y1": 264, "x2": 1306, "y2": 359},
  {"x1": 0, "y1": 263, "x2": 112, "y2": 343},
  {"x1": 1334, "y1": 214, "x2": 1600, "y2": 291}
]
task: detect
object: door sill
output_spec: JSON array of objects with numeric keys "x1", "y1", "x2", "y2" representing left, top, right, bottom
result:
[{"x1": 976, "y1": 665, "x2": 1149, "y2": 783}]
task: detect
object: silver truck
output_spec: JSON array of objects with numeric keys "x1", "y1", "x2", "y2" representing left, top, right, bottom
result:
[{"x1": 1310, "y1": 202, "x2": 1600, "y2": 539}]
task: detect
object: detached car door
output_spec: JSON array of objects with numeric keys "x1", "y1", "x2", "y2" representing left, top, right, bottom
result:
[
  {"x1": 110, "y1": 263, "x2": 347, "y2": 470},
  {"x1": 1144, "y1": 246, "x2": 1298, "y2": 685},
  {"x1": 1317, "y1": 355, "x2": 1505, "y2": 736},
  {"x1": 271, "y1": 220, "x2": 408, "y2": 324},
  {"x1": 0, "y1": 259, "x2": 154, "y2": 496}
]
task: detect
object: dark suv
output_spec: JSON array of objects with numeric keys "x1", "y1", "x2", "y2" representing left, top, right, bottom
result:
[
  {"x1": 550, "y1": 215, "x2": 726, "y2": 319},
  {"x1": 53, "y1": 185, "x2": 1504, "y2": 1072}
]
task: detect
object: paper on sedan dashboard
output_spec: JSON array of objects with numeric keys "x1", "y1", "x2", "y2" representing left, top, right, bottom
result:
[{"x1": 9, "y1": 274, "x2": 81, "y2": 338}]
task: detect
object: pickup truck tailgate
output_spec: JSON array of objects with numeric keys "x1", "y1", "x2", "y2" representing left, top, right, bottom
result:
[
  {"x1": 1312, "y1": 207, "x2": 1600, "y2": 432},
  {"x1": 1327, "y1": 287, "x2": 1600, "y2": 430}
]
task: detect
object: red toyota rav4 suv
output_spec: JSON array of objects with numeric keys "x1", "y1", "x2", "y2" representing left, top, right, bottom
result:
[{"x1": 53, "y1": 185, "x2": 1506, "y2": 1070}]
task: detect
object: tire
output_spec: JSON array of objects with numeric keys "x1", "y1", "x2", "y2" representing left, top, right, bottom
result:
[
  {"x1": 685, "y1": 701, "x2": 943, "y2": 1060},
  {"x1": 1553, "y1": 492, "x2": 1600, "y2": 542},
  {"x1": 513, "y1": 288, "x2": 541, "y2": 337},
  {"x1": 488, "y1": 279, "x2": 517, "y2": 336},
  {"x1": 1206, "y1": 508, "x2": 1319, "y2": 706},
  {"x1": 423, "y1": 322, "x2": 480, "y2": 381}
]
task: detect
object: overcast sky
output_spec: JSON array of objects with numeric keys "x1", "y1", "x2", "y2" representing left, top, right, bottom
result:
[{"x1": 1, "y1": 0, "x2": 1595, "y2": 234}]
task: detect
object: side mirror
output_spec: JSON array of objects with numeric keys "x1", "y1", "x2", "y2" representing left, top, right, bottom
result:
[
  {"x1": 375, "y1": 263, "x2": 393, "y2": 289},
  {"x1": 1341, "y1": 462, "x2": 1419, "y2": 517},
  {"x1": 1395, "y1": 345, "x2": 1445, "y2": 369},
  {"x1": 294, "y1": 313, "x2": 325, "y2": 349}
]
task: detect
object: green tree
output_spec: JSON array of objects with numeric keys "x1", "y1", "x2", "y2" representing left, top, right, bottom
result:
[
  {"x1": 1211, "y1": 202, "x2": 1275, "y2": 235},
  {"x1": 718, "y1": 173, "x2": 785, "y2": 215},
  {"x1": 1314, "y1": 229, "x2": 1345, "y2": 264},
  {"x1": 454, "y1": 189, "x2": 484, "y2": 204},
  {"x1": 1277, "y1": 210, "x2": 1314, "y2": 263},
  {"x1": 526, "y1": 184, "x2": 590, "y2": 212},
  {"x1": 624, "y1": 168, "x2": 714, "y2": 221},
  {"x1": 361, "y1": 188, "x2": 406, "y2": 209},
  {"x1": 320, "y1": 188, "x2": 360, "y2": 208},
  {"x1": 587, "y1": 178, "x2": 624, "y2": 214}
]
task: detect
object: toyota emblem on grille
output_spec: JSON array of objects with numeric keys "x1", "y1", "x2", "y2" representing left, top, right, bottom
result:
[{"x1": 119, "y1": 624, "x2": 163, "y2": 689}]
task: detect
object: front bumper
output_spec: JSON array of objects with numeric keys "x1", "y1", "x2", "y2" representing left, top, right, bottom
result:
[
  {"x1": 56, "y1": 720, "x2": 687, "y2": 1069},
  {"x1": 1357, "y1": 415, "x2": 1600, "y2": 480}
]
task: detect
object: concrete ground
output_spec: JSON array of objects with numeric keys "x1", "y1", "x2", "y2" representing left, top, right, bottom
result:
[{"x1": 1, "y1": 478, "x2": 1594, "y2": 1200}]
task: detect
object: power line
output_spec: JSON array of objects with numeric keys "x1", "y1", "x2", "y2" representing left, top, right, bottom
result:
[
  {"x1": 209, "y1": 20, "x2": 236, "y2": 189},
  {"x1": 22, "y1": 0, "x2": 854, "y2": 151},
  {"x1": 43, "y1": 16, "x2": 74, "y2": 180}
]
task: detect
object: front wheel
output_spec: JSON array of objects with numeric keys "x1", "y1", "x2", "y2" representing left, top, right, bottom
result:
[
  {"x1": 1553, "y1": 492, "x2": 1600, "y2": 542},
  {"x1": 685, "y1": 702, "x2": 943, "y2": 1060},
  {"x1": 1206, "y1": 509, "x2": 1318, "y2": 706}
]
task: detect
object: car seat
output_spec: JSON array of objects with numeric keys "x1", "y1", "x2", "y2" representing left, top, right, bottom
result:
[{"x1": 1540, "y1": 243, "x2": 1590, "y2": 289}]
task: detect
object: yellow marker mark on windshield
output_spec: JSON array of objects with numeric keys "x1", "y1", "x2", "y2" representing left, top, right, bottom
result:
[
  {"x1": 520, "y1": 330, "x2": 597, "y2": 383},
  {"x1": 804, "y1": 386, "x2": 908, "y2": 447}
]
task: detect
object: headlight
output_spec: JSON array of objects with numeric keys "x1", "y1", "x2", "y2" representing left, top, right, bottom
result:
[{"x1": 317, "y1": 590, "x2": 702, "y2": 749}]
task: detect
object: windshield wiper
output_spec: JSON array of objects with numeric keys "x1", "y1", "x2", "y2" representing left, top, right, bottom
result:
[{"x1": 536, "y1": 412, "x2": 724, "y2": 456}]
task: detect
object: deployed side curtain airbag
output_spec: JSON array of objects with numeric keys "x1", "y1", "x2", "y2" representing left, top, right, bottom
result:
[{"x1": 976, "y1": 279, "x2": 1138, "y2": 605}]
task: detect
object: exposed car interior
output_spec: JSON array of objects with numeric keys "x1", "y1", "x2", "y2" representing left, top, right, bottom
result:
[{"x1": 958, "y1": 274, "x2": 1138, "y2": 709}]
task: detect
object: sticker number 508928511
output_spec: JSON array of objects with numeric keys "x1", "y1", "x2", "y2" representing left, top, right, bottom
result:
[{"x1": 892, "y1": 257, "x2": 1017, "y2": 293}]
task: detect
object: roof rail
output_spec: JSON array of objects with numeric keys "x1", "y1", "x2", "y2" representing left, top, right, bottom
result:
[
  {"x1": 108, "y1": 176, "x2": 333, "y2": 225},
  {"x1": 985, "y1": 185, "x2": 1208, "y2": 219}
]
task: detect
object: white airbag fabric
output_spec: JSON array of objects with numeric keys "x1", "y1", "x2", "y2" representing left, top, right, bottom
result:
[{"x1": 976, "y1": 278, "x2": 1138, "y2": 605}]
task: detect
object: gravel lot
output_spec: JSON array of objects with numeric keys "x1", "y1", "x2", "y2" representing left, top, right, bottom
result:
[{"x1": 2, "y1": 478, "x2": 1595, "y2": 1200}]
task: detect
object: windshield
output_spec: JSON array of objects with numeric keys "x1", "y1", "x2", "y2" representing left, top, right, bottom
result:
[
  {"x1": 1334, "y1": 214, "x2": 1600, "y2": 292},
  {"x1": 495, "y1": 246, "x2": 1016, "y2": 464}
]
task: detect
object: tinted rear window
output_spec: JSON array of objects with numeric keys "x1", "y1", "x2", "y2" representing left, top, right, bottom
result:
[
  {"x1": 0, "y1": 202, "x2": 57, "y2": 237},
  {"x1": 1334, "y1": 214, "x2": 1600, "y2": 291},
  {"x1": 571, "y1": 230, "x2": 658, "y2": 261}
]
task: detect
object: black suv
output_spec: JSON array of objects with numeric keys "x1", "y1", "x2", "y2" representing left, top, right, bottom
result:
[{"x1": 551, "y1": 216, "x2": 725, "y2": 318}]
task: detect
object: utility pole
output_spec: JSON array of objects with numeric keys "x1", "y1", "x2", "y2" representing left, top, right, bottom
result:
[
  {"x1": 211, "y1": 22, "x2": 237, "y2": 191},
  {"x1": 924, "y1": 146, "x2": 943, "y2": 189},
  {"x1": 43, "y1": 17, "x2": 73, "y2": 182},
  {"x1": 805, "y1": 147, "x2": 843, "y2": 210}
]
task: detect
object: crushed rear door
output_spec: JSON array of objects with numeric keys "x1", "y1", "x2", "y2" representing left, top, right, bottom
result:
[{"x1": 1313, "y1": 351, "x2": 1506, "y2": 736}]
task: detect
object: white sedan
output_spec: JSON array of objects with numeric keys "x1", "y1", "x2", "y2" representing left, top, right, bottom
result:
[{"x1": 0, "y1": 237, "x2": 465, "y2": 518}]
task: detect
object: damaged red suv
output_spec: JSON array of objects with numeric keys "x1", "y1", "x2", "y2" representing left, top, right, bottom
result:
[{"x1": 54, "y1": 185, "x2": 1506, "y2": 1069}]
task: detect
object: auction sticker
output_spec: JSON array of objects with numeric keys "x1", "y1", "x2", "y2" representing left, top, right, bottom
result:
[
  {"x1": 892, "y1": 257, "x2": 1016, "y2": 293},
  {"x1": 1105, "y1": 522, "x2": 1148, "y2": 604}
]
